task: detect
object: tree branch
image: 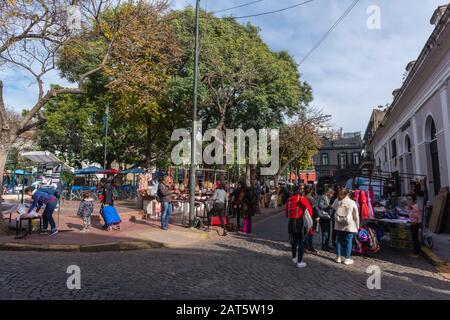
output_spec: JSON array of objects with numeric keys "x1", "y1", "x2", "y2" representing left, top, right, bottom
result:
[{"x1": 0, "y1": 80, "x2": 9, "y2": 130}]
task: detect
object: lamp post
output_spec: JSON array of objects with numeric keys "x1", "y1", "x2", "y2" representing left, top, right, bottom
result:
[{"x1": 189, "y1": 0, "x2": 201, "y2": 227}]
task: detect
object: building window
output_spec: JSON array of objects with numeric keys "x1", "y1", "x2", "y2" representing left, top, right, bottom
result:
[
  {"x1": 384, "y1": 147, "x2": 387, "y2": 162},
  {"x1": 321, "y1": 153, "x2": 329, "y2": 166},
  {"x1": 391, "y1": 139, "x2": 397, "y2": 158},
  {"x1": 339, "y1": 153, "x2": 347, "y2": 169},
  {"x1": 405, "y1": 135, "x2": 412, "y2": 153},
  {"x1": 352, "y1": 152, "x2": 360, "y2": 165}
]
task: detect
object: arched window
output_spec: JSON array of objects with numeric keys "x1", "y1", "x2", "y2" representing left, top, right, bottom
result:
[
  {"x1": 425, "y1": 115, "x2": 437, "y2": 142},
  {"x1": 405, "y1": 135, "x2": 412, "y2": 153},
  {"x1": 431, "y1": 120, "x2": 437, "y2": 140}
]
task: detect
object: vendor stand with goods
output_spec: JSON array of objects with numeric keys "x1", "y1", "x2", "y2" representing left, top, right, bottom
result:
[
  {"x1": 345, "y1": 170, "x2": 430, "y2": 256},
  {"x1": 0, "y1": 151, "x2": 73, "y2": 238},
  {"x1": 138, "y1": 167, "x2": 228, "y2": 228}
]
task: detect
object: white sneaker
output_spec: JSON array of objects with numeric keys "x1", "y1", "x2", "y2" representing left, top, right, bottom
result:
[
  {"x1": 344, "y1": 259, "x2": 354, "y2": 265},
  {"x1": 292, "y1": 257, "x2": 298, "y2": 265},
  {"x1": 336, "y1": 256, "x2": 342, "y2": 264},
  {"x1": 296, "y1": 262, "x2": 307, "y2": 268}
]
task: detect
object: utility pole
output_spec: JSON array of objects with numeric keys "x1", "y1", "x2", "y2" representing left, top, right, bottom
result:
[
  {"x1": 189, "y1": 0, "x2": 201, "y2": 227},
  {"x1": 103, "y1": 104, "x2": 109, "y2": 170}
]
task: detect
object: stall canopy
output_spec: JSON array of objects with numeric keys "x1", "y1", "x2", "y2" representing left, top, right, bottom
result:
[
  {"x1": 98, "y1": 168, "x2": 120, "y2": 175},
  {"x1": 14, "y1": 169, "x2": 32, "y2": 175},
  {"x1": 21, "y1": 151, "x2": 73, "y2": 171},
  {"x1": 121, "y1": 168, "x2": 145, "y2": 174},
  {"x1": 74, "y1": 166, "x2": 104, "y2": 175}
]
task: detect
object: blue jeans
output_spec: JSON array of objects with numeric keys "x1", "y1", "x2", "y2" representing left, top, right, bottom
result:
[
  {"x1": 304, "y1": 233, "x2": 314, "y2": 249},
  {"x1": 336, "y1": 231, "x2": 354, "y2": 259},
  {"x1": 161, "y1": 202, "x2": 173, "y2": 230},
  {"x1": 42, "y1": 200, "x2": 57, "y2": 231}
]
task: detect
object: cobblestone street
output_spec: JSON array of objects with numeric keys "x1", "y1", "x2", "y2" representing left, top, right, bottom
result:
[{"x1": 0, "y1": 212, "x2": 449, "y2": 300}]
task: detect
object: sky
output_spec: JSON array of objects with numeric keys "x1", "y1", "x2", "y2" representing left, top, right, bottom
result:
[{"x1": 1, "y1": 0, "x2": 446, "y2": 133}]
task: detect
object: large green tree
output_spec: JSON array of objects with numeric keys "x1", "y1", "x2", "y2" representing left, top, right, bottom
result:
[{"x1": 165, "y1": 9, "x2": 313, "y2": 180}]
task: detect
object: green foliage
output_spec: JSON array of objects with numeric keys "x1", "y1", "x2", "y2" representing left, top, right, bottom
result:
[{"x1": 167, "y1": 9, "x2": 313, "y2": 131}]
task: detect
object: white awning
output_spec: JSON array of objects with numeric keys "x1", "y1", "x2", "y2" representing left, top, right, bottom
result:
[{"x1": 20, "y1": 151, "x2": 73, "y2": 171}]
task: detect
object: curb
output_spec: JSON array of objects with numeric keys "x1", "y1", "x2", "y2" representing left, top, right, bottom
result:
[
  {"x1": 0, "y1": 242, "x2": 80, "y2": 252},
  {"x1": 0, "y1": 240, "x2": 166, "y2": 252},
  {"x1": 421, "y1": 247, "x2": 450, "y2": 280},
  {"x1": 0, "y1": 229, "x2": 212, "y2": 252}
]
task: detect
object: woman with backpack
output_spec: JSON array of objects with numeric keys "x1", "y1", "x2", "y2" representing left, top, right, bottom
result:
[
  {"x1": 286, "y1": 187, "x2": 313, "y2": 269},
  {"x1": 332, "y1": 189, "x2": 360, "y2": 265}
]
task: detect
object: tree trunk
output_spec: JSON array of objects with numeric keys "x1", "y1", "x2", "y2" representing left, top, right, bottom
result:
[
  {"x1": 0, "y1": 142, "x2": 12, "y2": 235},
  {"x1": 145, "y1": 114, "x2": 153, "y2": 171},
  {"x1": 250, "y1": 164, "x2": 257, "y2": 183},
  {"x1": 0, "y1": 145, "x2": 8, "y2": 200}
]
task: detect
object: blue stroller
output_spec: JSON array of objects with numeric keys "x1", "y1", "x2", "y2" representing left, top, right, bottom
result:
[{"x1": 100, "y1": 205, "x2": 122, "y2": 231}]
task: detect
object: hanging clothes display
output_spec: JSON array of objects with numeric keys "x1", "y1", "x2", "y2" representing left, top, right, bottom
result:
[
  {"x1": 367, "y1": 187, "x2": 375, "y2": 219},
  {"x1": 353, "y1": 190, "x2": 361, "y2": 214},
  {"x1": 359, "y1": 191, "x2": 370, "y2": 221}
]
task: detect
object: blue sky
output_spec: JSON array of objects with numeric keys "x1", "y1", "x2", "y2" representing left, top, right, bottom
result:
[{"x1": 1, "y1": 0, "x2": 445, "y2": 133}]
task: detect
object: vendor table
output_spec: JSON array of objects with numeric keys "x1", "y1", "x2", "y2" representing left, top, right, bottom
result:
[{"x1": 363, "y1": 218, "x2": 413, "y2": 249}]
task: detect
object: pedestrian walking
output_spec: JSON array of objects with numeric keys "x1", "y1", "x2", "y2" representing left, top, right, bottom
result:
[
  {"x1": 330, "y1": 186, "x2": 339, "y2": 247},
  {"x1": 332, "y1": 189, "x2": 360, "y2": 265},
  {"x1": 231, "y1": 182, "x2": 244, "y2": 229},
  {"x1": 286, "y1": 186, "x2": 313, "y2": 268},
  {"x1": 158, "y1": 175, "x2": 173, "y2": 231},
  {"x1": 206, "y1": 181, "x2": 228, "y2": 236},
  {"x1": 24, "y1": 187, "x2": 59, "y2": 236},
  {"x1": 304, "y1": 185, "x2": 318, "y2": 253},
  {"x1": 242, "y1": 185, "x2": 256, "y2": 234},
  {"x1": 77, "y1": 191, "x2": 94, "y2": 232},
  {"x1": 100, "y1": 178, "x2": 115, "y2": 207},
  {"x1": 317, "y1": 188, "x2": 334, "y2": 251}
]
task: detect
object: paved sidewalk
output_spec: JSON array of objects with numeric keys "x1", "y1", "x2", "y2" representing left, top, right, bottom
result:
[{"x1": 0, "y1": 199, "x2": 283, "y2": 251}]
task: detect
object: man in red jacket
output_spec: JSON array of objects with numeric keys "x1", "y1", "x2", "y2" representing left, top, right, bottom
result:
[{"x1": 286, "y1": 187, "x2": 313, "y2": 269}]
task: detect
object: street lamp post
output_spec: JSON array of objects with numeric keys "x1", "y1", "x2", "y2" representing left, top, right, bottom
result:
[{"x1": 189, "y1": 0, "x2": 201, "y2": 227}]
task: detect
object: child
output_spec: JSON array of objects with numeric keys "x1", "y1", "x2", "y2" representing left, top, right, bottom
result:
[{"x1": 77, "y1": 191, "x2": 94, "y2": 232}]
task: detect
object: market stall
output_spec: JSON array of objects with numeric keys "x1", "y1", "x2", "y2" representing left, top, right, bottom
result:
[
  {"x1": 139, "y1": 167, "x2": 227, "y2": 226},
  {"x1": 344, "y1": 169, "x2": 430, "y2": 252}
]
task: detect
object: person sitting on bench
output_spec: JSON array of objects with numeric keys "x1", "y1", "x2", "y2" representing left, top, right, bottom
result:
[{"x1": 25, "y1": 187, "x2": 58, "y2": 236}]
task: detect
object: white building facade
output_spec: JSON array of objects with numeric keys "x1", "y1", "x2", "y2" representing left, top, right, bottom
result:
[{"x1": 372, "y1": 5, "x2": 450, "y2": 203}]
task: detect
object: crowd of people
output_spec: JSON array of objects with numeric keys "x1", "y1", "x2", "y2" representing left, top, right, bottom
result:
[{"x1": 284, "y1": 182, "x2": 423, "y2": 269}]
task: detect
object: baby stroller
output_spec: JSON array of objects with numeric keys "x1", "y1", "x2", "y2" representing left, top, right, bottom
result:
[{"x1": 100, "y1": 205, "x2": 121, "y2": 231}]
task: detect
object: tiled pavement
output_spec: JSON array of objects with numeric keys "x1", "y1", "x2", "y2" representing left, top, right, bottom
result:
[{"x1": 0, "y1": 211, "x2": 449, "y2": 300}]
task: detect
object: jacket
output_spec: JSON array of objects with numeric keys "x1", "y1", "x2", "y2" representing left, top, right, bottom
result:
[
  {"x1": 28, "y1": 190, "x2": 56, "y2": 213},
  {"x1": 158, "y1": 182, "x2": 173, "y2": 202},
  {"x1": 332, "y1": 196, "x2": 360, "y2": 233},
  {"x1": 317, "y1": 195, "x2": 331, "y2": 219},
  {"x1": 102, "y1": 182, "x2": 114, "y2": 206},
  {"x1": 285, "y1": 195, "x2": 313, "y2": 219},
  {"x1": 77, "y1": 198, "x2": 94, "y2": 217},
  {"x1": 286, "y1": 194, "x2": 313, "y2": 235}
]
